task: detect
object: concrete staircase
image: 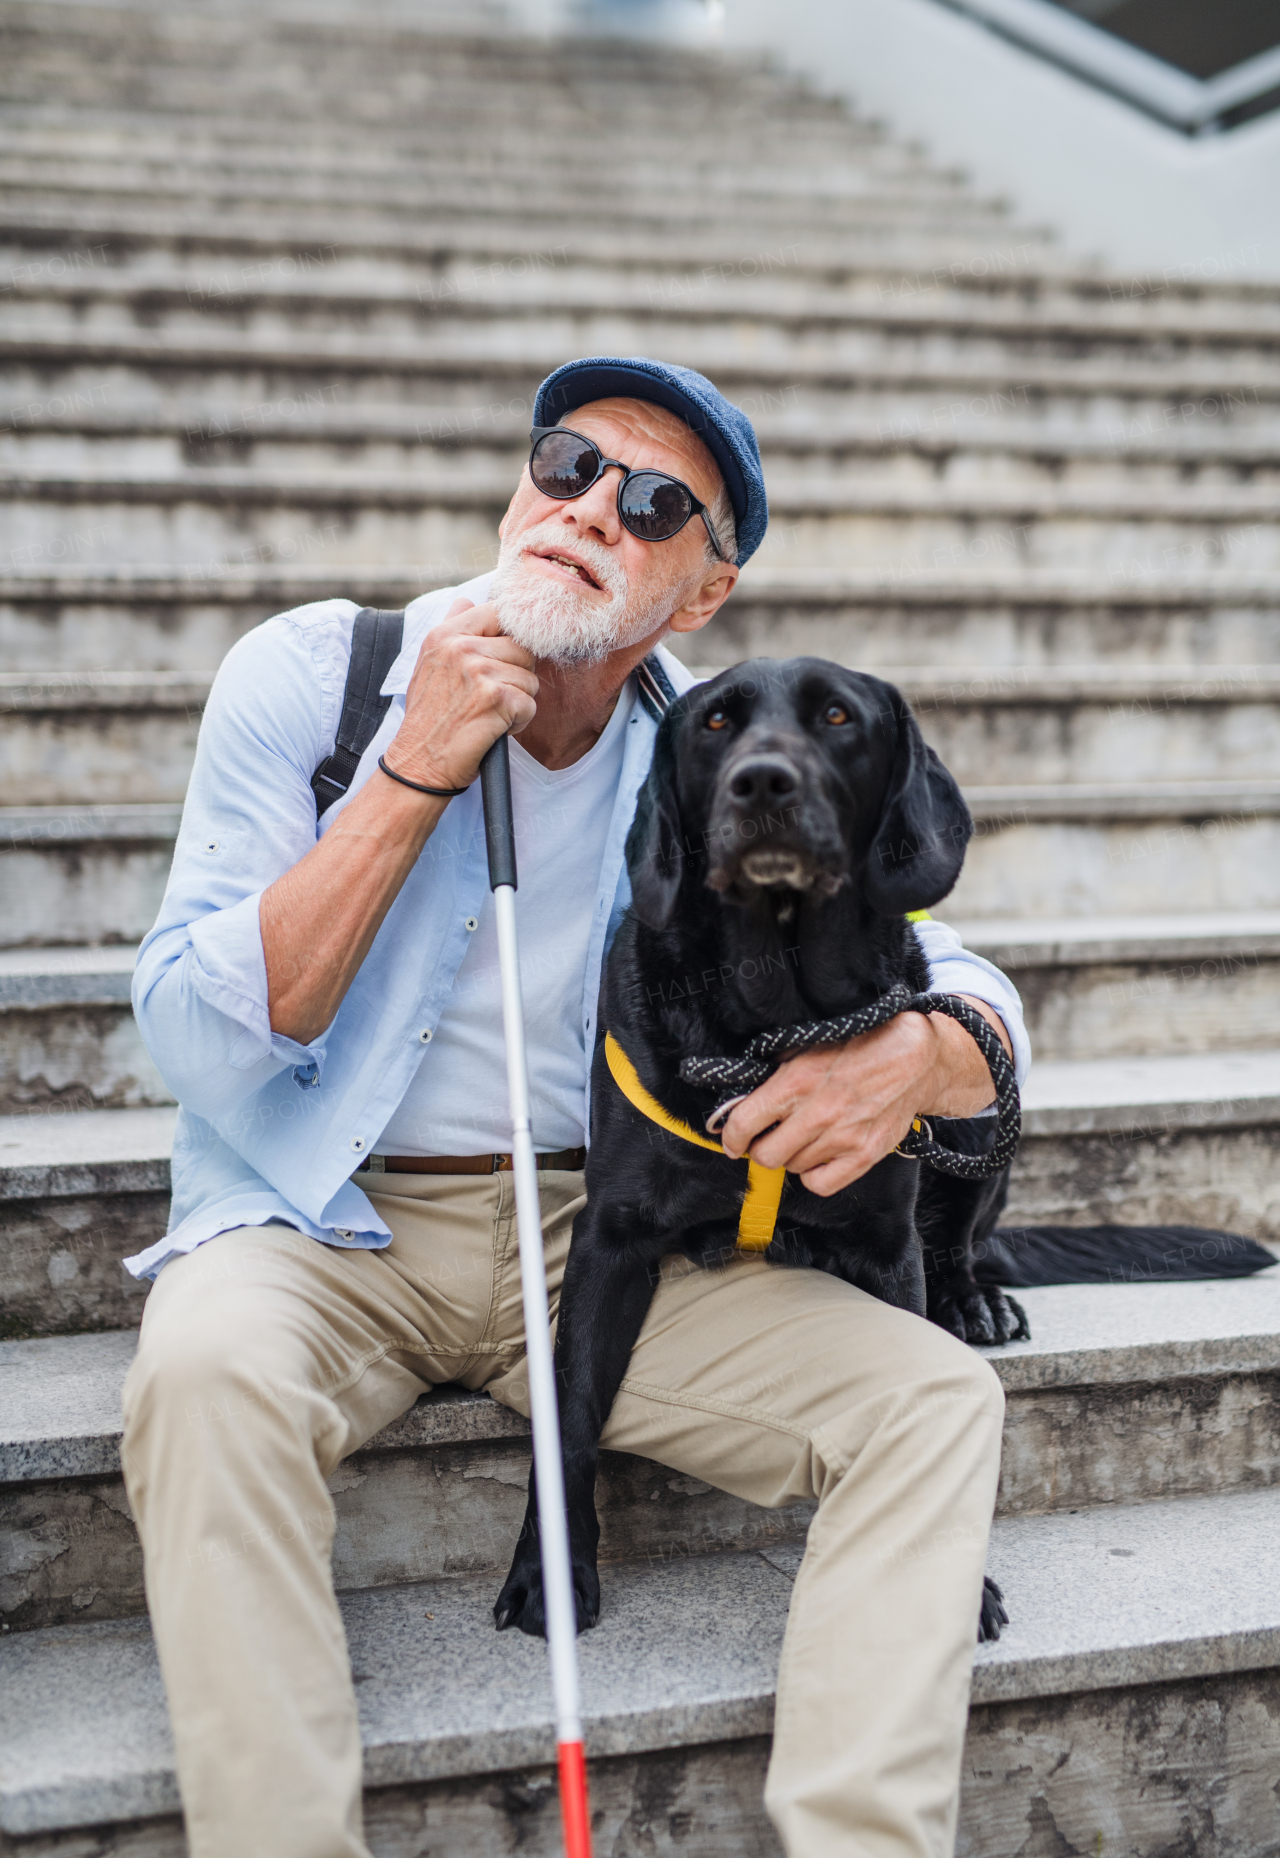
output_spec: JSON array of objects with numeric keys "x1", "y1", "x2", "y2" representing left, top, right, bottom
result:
[{"x1": 2, "y1": 0, "x2": 1280, "y2": 1851}]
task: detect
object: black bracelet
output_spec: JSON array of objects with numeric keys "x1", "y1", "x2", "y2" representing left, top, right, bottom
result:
[{"x1": 377, "y1": 754, "x2": 469, "y2": 798}]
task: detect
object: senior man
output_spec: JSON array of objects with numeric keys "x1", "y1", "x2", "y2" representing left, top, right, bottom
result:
[{"x1": 123, "y1": 357, "x2": 1026, "y2": 1858}]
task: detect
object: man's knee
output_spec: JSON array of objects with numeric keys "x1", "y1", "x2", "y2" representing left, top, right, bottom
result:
[{"x1": 835, "y1": 1316, "x2": 1006, "y2": 1473}]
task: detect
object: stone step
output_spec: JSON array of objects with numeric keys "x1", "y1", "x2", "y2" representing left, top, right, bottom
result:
[
  {"x1": 0, "y1": 803, "x2": 181, "y2": 948},
  {"x1": 0, "y1": 89, "x2": 897, "y2": 147},
  {"x1": 4, "y1": 474, "x2": 1277, "y2": 582},
  {"x1": 6, "y1": 908, "x2": 1279, "y2": 1124},
  {"x1": 0, "y1": 211, "x2": 1043, "y2": 293},
  {"x1": 0, "y1": 943, "x2": 167, "y2": 1115},
  {"x1": 0, "y1": 24, "x2": 778, "y2": 86},
  {"x1": 3, "y1": 1486, "x2": 1280, "y2": 1854},
  {"x1": 1005, "y1": 1048, "x2": 1280, "y2": 1244},
  {"x1": 0, "y1": 10, "x2": 743, "y2": 66},
  {"x1": 0, "y1": 1105, "x2": 170, "y2": 1336},
  {"x1": 947, "y1": 781, "x2": 1280, "y2": 918},
  {"x1": 8, "y1": 470, "x2": 1279, "y2": 534},
  {"x1": 13, "y1": 219, "x2": 1256, "y2": 329},
  {"x1": 697, "y1": 574, "x2": 1280, "y2": 674},
  {"x1": 5, "y1": 1046, "x2": 1279, "y2": 1337},
  {"x1": 0, "y1": 148, "x2": 997, "y2": 214},
  {"x1": 5, "y1": 781, "x2": 1280, "y2": 945},
  {"x1": 0, "y1": 154, "x2": 929, "y2": 214},
  {"x1": 873, "y1": 667, "x2": 1280, "y2": 787},
  {"x1": 4, "y1": 323, "x2": 1277, "y2": 416},
  {"x1": 958, "y1": 911, "x2": 1280, "y2": 1061},
  {"x1": 0, "y1": 183, "x2": 1021, "y2": 254},
  {"x1": 3, "y1": 664, "x2": 1278, "y2": 805},
  {"x1": 2, "y1": 1270, "x2": 1279, "y2": 1635},
  {"x1": 0, "y1": 672, "x2": 204, "y2": 806},
  {"x1": 0, "y1": 1328, "x2": 811, "y2": 1634},
  {"x1": 6, "y1": 909, "x2": 1278, "y2": 1118},
  {"x1": 4, "y1": 569, "x2": 1278, "y2": 675},
  {"x1": 4, "y1": 0, "x2": 502, "y2": 25},
  {"x1": 0, "y1": 157, "x2": 983, "y2": 223},
  {"x1": 6, "y1": 415, "x2": 1280, "y2": 494},
  {"x1": 5, "y1": 264, "x2": 1278, "y2": 359},
  {"x1": 5, "y1": 198, "x2": 1256, "y2": 310},
  {"x1": 0, "y1": 103, "x2": 928, "y2": 158}
]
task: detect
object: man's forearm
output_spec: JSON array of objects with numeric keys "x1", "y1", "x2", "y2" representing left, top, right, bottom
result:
[
  {"x1": 259, "y1": 595, "x2": 543, "y2": 1044},
  {"x1": 261, "y1": 774, "x2": 447, "y2": 1044}
]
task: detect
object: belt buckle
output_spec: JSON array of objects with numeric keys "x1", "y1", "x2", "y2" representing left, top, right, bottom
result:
[{"x1": 493, "y1": 1153, "x2": 513, "y2": 1172}]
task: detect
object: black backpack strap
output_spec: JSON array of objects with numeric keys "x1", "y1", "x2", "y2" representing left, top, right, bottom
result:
[
  {"x1": 636, "y1": 650, "x2": 677, "y2": 721},
  {"x1": 312, "y1": 607, "x2": 406, "y2": 817}
]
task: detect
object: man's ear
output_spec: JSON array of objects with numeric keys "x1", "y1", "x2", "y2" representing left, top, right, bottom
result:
[
  {"x1": 864, "y1": 687, "x2": 972, "y2": 914},
  {"x1": 625, "y1": 718, "x2": 687, "y2": 930},
  {"x1": 668, "y1": 563, "x2": 738, "y2": 638}
]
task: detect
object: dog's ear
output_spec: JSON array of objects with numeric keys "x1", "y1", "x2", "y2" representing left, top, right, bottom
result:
[
  {"x1": 864, "y1": 687, "x2": 972, "y2": 914},
  {"x1": 625, "y1": 715, "x2": 687, "y2": 930}
]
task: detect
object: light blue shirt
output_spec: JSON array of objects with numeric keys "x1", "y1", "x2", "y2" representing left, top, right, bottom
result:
[{"x1": 126, "y1": 572, "x2": 1030, "y2": 1280}]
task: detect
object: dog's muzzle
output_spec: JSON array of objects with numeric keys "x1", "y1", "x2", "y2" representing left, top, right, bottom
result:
[{"x1": 705, "y1": 751, "x2": 846, "y2": 897}]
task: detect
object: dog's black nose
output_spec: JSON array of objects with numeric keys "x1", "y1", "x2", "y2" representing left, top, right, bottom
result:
[{"x1": 728, "y1": 755, "x2": 800, "y2": 806}]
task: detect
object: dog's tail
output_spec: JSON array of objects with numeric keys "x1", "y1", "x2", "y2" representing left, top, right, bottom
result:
[{"x1": 974, "y1": 1223, "x2": 1277, "y2": 1288}]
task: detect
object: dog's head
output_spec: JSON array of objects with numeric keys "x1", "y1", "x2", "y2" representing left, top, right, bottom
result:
[{"x1": 626, "y1": 657, "x2": 972, "y2": 930}]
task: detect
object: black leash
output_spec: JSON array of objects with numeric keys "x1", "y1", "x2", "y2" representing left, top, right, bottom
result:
[{"x1": 679, "y1": 985, "x2": 1020, "y2": 1180}]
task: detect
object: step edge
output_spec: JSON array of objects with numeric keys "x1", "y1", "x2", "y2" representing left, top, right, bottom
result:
[
  {"x1": 6, "y1": 1333, "x2": 1280, "y2": 1482},
  {"x1": 4, "y1": 1561, "x2": 1278, "y2": 1836}
]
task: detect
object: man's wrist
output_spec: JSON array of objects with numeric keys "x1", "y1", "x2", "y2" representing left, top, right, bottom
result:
[
  {"x1": 916, "y1": 999, "x2": 1008, "y2": 1119},
  {"x1": 378, "y1": 753, "x2": 468, "y2": 798}
]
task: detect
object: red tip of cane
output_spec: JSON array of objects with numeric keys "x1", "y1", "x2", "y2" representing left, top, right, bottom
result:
[{"x1": 557, "y1": 1739, "x2": 592, "y2": 1858}]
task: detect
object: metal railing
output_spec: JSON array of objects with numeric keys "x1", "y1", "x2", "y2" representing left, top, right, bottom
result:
[{"x1": 932, "y1": 0, "x2": 1280, "y2": 133}]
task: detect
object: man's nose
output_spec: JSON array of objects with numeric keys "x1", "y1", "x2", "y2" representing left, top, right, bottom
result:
[
  {"x1": 562, "y1": 466, "x2": 623, "y2": 538},
  {"x1": 728, "y1": 755, "x2": 801, "y2": 807}
]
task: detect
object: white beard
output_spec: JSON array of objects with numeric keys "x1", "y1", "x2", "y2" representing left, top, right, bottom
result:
[{"x1": 489, "y1": 519, "x2": 690, "y2": 666}]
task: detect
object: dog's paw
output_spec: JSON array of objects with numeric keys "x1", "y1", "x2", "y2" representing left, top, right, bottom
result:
[
  {"x1": 931, "y1": 1283, "x2": 1030, "y2": 1347},
  {"x1": 494, "y1": 1549, "x2": 601, "y2": 1639},
  {"x1": 978, "y1": 1576, "x2": 1008, "y2": 1644}
]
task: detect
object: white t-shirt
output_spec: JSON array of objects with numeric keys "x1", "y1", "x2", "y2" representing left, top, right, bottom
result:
[{"x1": 377, "y1": 682, "x2": 636, "y2": 1155}]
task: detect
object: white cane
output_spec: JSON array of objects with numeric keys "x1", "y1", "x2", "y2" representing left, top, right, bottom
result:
[{"x1": 480, "y1": 735, "x2": 593, "y2": 1858}]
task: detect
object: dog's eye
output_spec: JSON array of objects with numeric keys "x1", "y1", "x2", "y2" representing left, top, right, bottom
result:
[
  {"x1": 704, "y1": 709, "x2": 729, "y2": 731},
  {"x1": 824, "y1": 703, "x2": 850, "y2": 726}
]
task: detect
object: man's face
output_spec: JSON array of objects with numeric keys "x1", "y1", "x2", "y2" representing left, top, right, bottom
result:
[{"x1": 490, "y1": 396, "x2": 735, "y2": 666}]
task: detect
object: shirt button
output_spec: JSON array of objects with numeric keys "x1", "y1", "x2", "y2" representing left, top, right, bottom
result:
[
  {"x1": 465, "y1": 916, "x2": 479, "y2": 932},
  {"x1": 335, "y1": 1228, "x2": 354, "y2": 1242},
  {"x1": 419, "y1": 1028, "x2": 432, "y2": 1043},
  {"x1": 350, "y1": 1137, "x2": 366, "y2": 1153}
]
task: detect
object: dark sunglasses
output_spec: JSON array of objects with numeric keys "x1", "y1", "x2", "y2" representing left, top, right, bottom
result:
[{"x1": 528, "y1": 425, "x2": 728, "y2": 562}]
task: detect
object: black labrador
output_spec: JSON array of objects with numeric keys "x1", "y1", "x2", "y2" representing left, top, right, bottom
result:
[{"x1": 495, "y1": 657, "x2": 1021, "y2": 1644}]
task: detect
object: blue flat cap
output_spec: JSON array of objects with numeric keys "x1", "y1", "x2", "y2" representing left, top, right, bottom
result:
[{"x1": 533, "y1": 356, "x2": 768, "y2": 568}]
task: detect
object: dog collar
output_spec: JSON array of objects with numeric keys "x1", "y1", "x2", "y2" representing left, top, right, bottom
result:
[{"x1": 604, "y1": 1032, "x2": 785, "y2": 1252}]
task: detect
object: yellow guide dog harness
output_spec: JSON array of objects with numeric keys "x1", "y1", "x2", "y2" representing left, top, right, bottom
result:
[
  {"x1": 604, "y1": 1032, "x2": 785, "y2": 1251},
  {"x1": 603, "y1": 915, "x2": 937, "y2": 1253}
]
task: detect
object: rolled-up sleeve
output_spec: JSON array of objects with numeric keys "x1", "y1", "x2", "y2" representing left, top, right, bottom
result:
[
  {"x1": 915, "y1": 915, "x2": 1031, "y2": 1088},
  {"x1": 132, "y1": 608, "x2": 346, "y2": 1122}
]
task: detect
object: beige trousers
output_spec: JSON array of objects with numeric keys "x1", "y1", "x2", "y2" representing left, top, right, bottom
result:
[{"x1": 121, "y1": 1171, "x2": 1004, "y2": 1858}]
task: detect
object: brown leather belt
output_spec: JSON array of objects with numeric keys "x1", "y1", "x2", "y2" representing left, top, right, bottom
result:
[{"x1": 358, "y1": 1147, "x2": 586, "y2": 1176}]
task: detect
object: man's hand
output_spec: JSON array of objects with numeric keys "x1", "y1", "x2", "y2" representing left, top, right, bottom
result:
[
  {"x1": 385, "y1": 597, "x2": 538, "y2": 790},
  {"x1": 719, "y1": 997, "x2": 1013, "y2": 1197}
]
